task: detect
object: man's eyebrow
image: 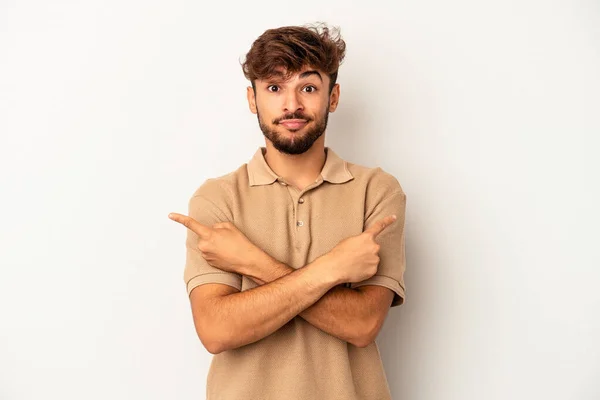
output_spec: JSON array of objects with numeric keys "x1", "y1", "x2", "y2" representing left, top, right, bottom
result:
[
  {"x1": 268, "y1": 70, "x2": 323, "y2": 82},
  {"x1": 299, "y1": 70, "x2": 323, "y2": 82}
]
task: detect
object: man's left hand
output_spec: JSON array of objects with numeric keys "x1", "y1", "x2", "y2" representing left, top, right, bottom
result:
[{"x1": 168, "y1": 213, "x2": 265, "y2": 276}]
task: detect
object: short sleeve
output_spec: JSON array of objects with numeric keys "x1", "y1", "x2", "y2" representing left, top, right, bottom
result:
[
  {"x1": 183, "y1": 193, "x2": 242, "y2": 296},
  {"x1": 351, "y1": 187, "x2": 407, "y2": 307}
]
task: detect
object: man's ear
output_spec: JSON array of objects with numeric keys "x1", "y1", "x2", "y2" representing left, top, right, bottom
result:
[
  {"x1": 247, "y1": 86, "x2": 257, "y2": 114},
  {"x1": 329, "y1": 83, "x2": 340, "y2": 112}
]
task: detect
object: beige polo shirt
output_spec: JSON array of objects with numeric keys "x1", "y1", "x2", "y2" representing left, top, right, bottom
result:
[{"x1": 183, "y1": 146, "x2": 407, "y2": 400}]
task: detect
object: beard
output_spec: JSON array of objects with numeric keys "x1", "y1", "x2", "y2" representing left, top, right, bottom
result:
[{"x1": 257, "y1": 108, "x2": 329, "y2": 155}]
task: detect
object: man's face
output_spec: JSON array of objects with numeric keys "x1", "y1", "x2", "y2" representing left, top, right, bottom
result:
[{"x1": 247, "y1": 66, "x2": 340, "y2": 155}]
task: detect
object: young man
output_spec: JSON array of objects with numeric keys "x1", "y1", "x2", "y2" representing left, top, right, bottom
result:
[{"x1": 169, "y1": 24, "x2": 407, "y2": 400}]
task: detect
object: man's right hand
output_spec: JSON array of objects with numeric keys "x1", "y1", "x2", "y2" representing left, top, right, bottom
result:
[{"x1": 324, "y1": 215, "x2": 397, "y2": 284}]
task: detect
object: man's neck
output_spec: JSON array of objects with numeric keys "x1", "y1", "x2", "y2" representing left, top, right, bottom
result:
[{"x1": 263, "y1": 137, "x2": 327, "y2": 191}]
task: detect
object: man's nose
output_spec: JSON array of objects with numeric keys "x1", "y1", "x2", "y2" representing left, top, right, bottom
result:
[{"x1": 283, "y1": 91, "x2": 303, "y2": 113}]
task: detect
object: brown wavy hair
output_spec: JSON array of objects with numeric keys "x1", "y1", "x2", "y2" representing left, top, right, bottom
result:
[{"x1": 241, "y1": 23, "x2": 346, "y2": 93}]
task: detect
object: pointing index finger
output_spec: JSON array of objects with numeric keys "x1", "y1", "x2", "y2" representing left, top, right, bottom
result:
[
  {"x1": 168, "y1": 212, "x2": 212, "y2": 238},
  {"x1": 364, "y1": 214, "x2": 397, "y2": 238}
]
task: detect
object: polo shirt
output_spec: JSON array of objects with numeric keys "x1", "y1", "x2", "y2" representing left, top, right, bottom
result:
[{"x1": 183, "y1": 146, "x2": 407, "y2": 400}]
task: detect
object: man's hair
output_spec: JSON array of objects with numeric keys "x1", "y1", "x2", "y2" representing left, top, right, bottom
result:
[{"x1": 241, "y1": 23, "x2": 346, "y2": 93}]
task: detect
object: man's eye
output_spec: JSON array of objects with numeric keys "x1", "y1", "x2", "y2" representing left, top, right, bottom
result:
[
  {"x1": 267, "y1": 85, "x2": 279, "y2": 92},
  {"x1": 302, "y1": 86, "x2": 316, "y2": 93}
]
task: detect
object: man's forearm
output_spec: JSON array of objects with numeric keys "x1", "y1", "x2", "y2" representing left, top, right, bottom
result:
[
  {"x1": 203, "y1": 257, "x2": 340, "y2": 353},
  {"x1": 246, "y1": 255, "x2": 373, "y2": 347}
]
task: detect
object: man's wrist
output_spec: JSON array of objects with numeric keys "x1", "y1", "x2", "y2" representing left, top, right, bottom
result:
[
  {"x1": 242, "y1": 250, "x2": 283, "y2": 282},
  {"x1": 243, "y1": 251, "x2": 343, "y2": 288},
  {"x1": 308, "y1": 253, "x2": 344, "y2": 287}
]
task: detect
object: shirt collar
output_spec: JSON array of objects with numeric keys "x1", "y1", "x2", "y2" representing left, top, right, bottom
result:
[{"x1": 247, "y1": 147, "x2": 354, "y2": 186}]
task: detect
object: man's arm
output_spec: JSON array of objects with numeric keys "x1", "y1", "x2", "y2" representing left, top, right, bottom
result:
[
  {"x1": 248, "y1": 255, "x2": 393, "y2": 348},
  {"x1": 190, "y1": 255, "x2": 341, "y2": 354},
  {"x1": 170, "y1": 210, "x2": 398, "y2": 352}
]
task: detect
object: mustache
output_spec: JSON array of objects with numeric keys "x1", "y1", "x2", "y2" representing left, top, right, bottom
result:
[{"x1": 273, "y1": 112, "x2": 313, "y2": 124}]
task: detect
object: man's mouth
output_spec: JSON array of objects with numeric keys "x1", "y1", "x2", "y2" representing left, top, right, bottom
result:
[{"x1": 278, "y1": 119, "x2": 308, "y2": 130}]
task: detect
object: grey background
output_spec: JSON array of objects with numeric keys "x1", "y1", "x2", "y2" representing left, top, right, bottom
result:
[{"x1": 1, "y1": 0, "x2": 599, "y2": 399}]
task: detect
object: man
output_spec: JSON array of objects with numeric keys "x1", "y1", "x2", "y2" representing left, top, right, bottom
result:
[{"x1": 169, "y1": 23, "x2": 407, "y2": 400}]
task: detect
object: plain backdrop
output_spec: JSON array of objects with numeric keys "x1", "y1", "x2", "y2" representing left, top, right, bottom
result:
[{"x1": 1, "y1": 0, "x2": 599, "y2": 399}]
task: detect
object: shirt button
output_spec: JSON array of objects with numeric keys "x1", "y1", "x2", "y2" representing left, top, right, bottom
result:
[
  {"x1": 296, "y1": 221, "x2": 304, "y2": 227},
  {"x1": 298, "y1": 198, "x2": 305, "y2": 204}
]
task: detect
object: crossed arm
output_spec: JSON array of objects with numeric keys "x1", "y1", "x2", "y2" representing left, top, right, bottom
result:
[
  {"x1": 244, "y1": 254, "x2": 395, "y2": 349},
  {"x1": 172, "y1": 210, "x2": 397, "y2": 354},
  {"x1": 189, "y1": 254, "x2": 394, "y2": 354}
]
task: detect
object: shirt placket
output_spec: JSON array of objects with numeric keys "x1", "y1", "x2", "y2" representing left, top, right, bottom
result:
[{"x1": 278, "y1": 177, "x2": 324, "y2": 262}]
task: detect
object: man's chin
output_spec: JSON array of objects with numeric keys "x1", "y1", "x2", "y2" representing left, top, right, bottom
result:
[{"x1": 271, "y1": 136, "x2": 312, "y2": 154}]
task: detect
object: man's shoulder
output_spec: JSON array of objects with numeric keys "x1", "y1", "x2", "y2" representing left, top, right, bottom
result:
[
  {"x1": 189, "y1": 162, "x2": 249, "y2": 205},
  {"x1": 345, "y1": 161, "x2": 405, "y2": 197}
]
